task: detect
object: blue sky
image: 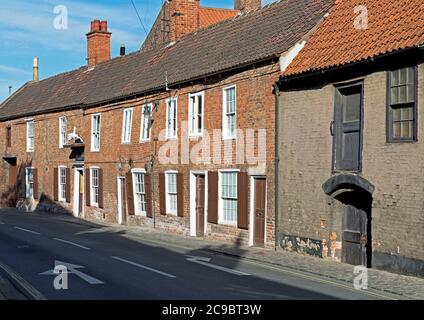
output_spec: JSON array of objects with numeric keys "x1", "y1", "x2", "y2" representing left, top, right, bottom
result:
[{"x1": 0, "y1": 0, "x2": 272, "y2": 103}]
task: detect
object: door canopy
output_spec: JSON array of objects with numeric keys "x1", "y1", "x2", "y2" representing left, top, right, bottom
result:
[{"x1": 322, "y1": 174, "x2": 374, "y2": 196}]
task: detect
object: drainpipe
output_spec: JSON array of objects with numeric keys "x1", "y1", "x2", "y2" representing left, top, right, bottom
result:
[{"x1": 273, "y1": 82, "x2": 280, "y2": 251}]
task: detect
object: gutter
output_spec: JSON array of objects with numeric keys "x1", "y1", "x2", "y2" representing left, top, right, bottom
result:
[
  {"x1": 273, "y1": 82, "x2": 280, "y2": 251},
  {"x1": 278, "y1": 45, "x2": 423, "y2": 84}
]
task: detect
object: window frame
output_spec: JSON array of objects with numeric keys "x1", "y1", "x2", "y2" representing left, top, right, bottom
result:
[
  {"x1": 58, "y1": 166, "x2": 67, "y2": 202},
  {"x1": 188, "y1": 92, "x2": 204, "y2": 137},
  {"x1": 131, "y1": 168, "x2": 147, "y2": 216},
  {"x1": 166, "y1": 97, "x2": 178, "y2": 139},
  {"x1": 26, "y1": 120, "x2": 35, "y2": 152},
  {"x1": 386, "y1": 66, "x2": 418, "y2": 143},
  {"x1": 222, "y1": 85, "x2": 237, "y2": 140},
  {"x1": 140, "y1": 104, "x2": 153, "y2": 143},
  {"x1": 25, "y1": 167, "x2": 34, "y2": 199},
  {"x1": 90, "y1": 167, "x2": 100, "y2": 207},
  {"x1": 121, "y1": 108, "x2": 133, "y2": 144},
  {"x1": 165, "y1": 170, "x2": 178, "y2": 215},
  {"x1": 59, "y1": 116, "x2": 67, "y2": 148},
  {"x1": 218, "y1": 169, "x2": 240, "y2": 226},
  {"x1": 91, "y1": 114, "x2": 101, "y2": 152},
  {"x1": 6, "y1": 126, "x2": 11, "y2": 148}
]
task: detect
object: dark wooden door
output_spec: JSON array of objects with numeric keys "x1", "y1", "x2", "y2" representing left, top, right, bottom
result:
[
  {"x1": 79, "y1": 170, "x2": 84, "y2": 216},
  {"x1": 196, "y1": 175, "x2": 205, "y2": 237},
  {"x1": 120, "y1": 177, "x2": 127, "y2": 224},
  {"x1": 254, "y1": 178, "x2": 266, "y2": 246},
  {"x1": 342, "y1": 205, "x2": 368, "y2": 266},
  {"x1": 334, "y1": 84, "x2": 363, "y2": 171}
]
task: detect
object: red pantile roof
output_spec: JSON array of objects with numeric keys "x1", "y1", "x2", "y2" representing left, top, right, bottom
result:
[
  {"x1": 199, "y1": 7, "x2": 239, "y2": 29},
  {"x1": 284, "y1": 0, "x2": 424, "y2": 77}
]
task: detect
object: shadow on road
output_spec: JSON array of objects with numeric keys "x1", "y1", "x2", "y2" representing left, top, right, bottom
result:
[{"x1": 0, "y1": 208, "x2": 340, "y2": 300}]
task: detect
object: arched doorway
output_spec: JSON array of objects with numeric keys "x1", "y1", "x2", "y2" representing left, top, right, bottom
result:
[{"x1": 323, "y1": 174, "x2": 374, "y2": 268}]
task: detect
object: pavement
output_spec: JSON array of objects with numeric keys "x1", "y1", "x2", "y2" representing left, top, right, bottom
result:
[{"x1": 0, "y1": 208, "x2": 422, "y2": 300}]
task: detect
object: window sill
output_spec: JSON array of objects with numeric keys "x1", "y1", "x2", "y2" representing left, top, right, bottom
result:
[
  {"x1": 218, "y1": 221, "x2": 237, "y2": 227},
  {"x1": 121, "y1": 142, "x2": 131, "y2": 145},
  {"x1": 90, "y1": 149, "x2": 100, "y2": 153},
  {"x1": 139, "y1": 139, "x2": 151, "y2": 144},
  {"x1": 222, "y1": 136, "x2": 237, "y2": 141},
  {"x1": 165, "y1": 137, "x2": 178, "y2": 141},
  {"x1": 166, "y1": 212, "x2": 178, "y2": 216},
  {"x1": 135, "y1": 212, "x2": 147, "y2": 217}
]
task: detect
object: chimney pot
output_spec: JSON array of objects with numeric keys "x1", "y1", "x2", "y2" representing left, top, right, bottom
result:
[
  {"x1": 100, "y1": 21, "x2": 108, "y2": 32},
  {"x1": 91, "y1": 19, "x2": 101, "y2": 32},
  {"x1": 120, "y1": 43, "x2": 126, "y2": 56},
  {"x1": 33, "y1": 57, "x2": 39, "y2": 82}
]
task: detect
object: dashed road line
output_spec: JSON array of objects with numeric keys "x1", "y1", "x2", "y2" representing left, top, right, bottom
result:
[
  {"x1": 14, "y1": 227, "x2": 41, "y2": 235},
  {"x1": 53, "y1": 238, "x2": 91, "y2": 250},
  {"x1": 111, "y1": 256, "x2": 176, "y2": 279}
]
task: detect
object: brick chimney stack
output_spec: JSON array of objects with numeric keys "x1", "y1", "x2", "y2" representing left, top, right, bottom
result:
[
  {"x1": 86, "y1": 20, "x2": 111, "y2": 68},
  {"x1": 169, "y1": 0, "x2": 200, "y2": 43},
  {"x1": 234, "y1": 0, "x2": 261, "y2": 12}
]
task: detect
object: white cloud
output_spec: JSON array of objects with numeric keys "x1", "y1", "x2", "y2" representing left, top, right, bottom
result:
[{"x1": 0, "y1": 64, "x2": 31, "y2": 76}]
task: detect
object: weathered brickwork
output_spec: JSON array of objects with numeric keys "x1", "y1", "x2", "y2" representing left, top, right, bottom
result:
[
  {"x1": 278, "y1": 63, "x2": 424, "y2": 275},
  {"x1": 0, "y1": 63, "x2": 278, "y2": 248}
]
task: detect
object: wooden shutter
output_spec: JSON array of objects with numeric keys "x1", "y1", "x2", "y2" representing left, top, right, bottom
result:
[
  {"x1": 177, "y1": 172, "x2": 184, "y2": 217},
  {"x1": 207, "y1": 171, "x2": 218, "y2": 224},
  {"x1": 53, "y1": 168, "x2": 59, "y2": 201},
  {"x1": 33, "y1": 168, "x2": 39, "y2": 200},
  {"x1": 98, "y1": 168, "x2": 104, "y2": 209},
  {"x1": 126, "y1": 172, "x2": 135, "y2": 215},
  {"x1": 237, "y1": 172, "x2": 249, "y2": 230},
  {"x1": 65, "y1": 168, "x2": 71, "y2": 203},
  {"x1": 159, "y1": 173, "x2": 166, "y2": 215},
  {"x1": 85, "y1": 169, "x2": 91, "y2": 206},
  {"x1": 145, "y1": 173, "x2": 153, "y2": 218}
]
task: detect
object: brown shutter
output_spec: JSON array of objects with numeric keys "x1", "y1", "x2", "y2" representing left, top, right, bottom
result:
[
  {"x1": 207, "y1": 171, "x2": 218, "y2": 224},
  {"x1": 33, "y1": 169, "x2": 39, "y2": 200},
  {"x1": 98, "y1": 168, "x2": 104, "y2": 209},
  {"x1": 85, "y1": 169, "x2": 91, "y2": 206},
  {"x1": 53, "y1": 168, "x2": 59, "y2": 201},
  {"x1": 65, "y1": 168, "x2": 71, "y2": 203},
  {"x1": 145, "y1": 173, "x2": 153, "y2": 218},
  {"x1": 159, "y1": 173, "x2": 166, "y2": 215},
  {"x1": 177, "y1": 172, "x2": 184, "y2": 217},
  {"x1": 237, "y1": 172, "x2": 249, "y2": 230},
  {"x1": 126, "y1": 172, "x2": 135, "y2": 215}
]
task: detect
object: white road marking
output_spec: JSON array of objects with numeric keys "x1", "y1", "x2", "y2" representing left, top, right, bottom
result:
[
  {"x1": 40, "y1": 261, "x2": 104, "y2": 285},
  {"x1": 53, "y1": 238, "x2": 91, "y2": 250},
  {"x1": 111, "y1": 256, "x2": 176, "y2": 278},
  {"x1": 14, "y1": 227, "x2": 40, "y2": 235},
  {"x1": 186, "y1": 255, "x2": 250, "y2": 276}
]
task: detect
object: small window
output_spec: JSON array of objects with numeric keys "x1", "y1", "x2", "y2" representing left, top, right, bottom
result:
[
  {"x1": 91, "y1": 168, "x2": 99, "y2": 206},
  {"x1": 59, "y1": 116, "x2": 67, "y2": 148},
  {"x1": 6, "y1": 126, "x2": 11, "y2": 148},
  {"x1": 133, "y1": 172, "x2": 146, "y2": 215},
  {"x1": 166, "y1": 98, "x2": 177, "y2": 139},
  {"x1": 223, "y1": 86, "x2": 237, "y2": 139},
  {"x1": 140, "y1": 104, "x2": 152, "y2": 142},
  {"x1": 220, "y1": 171, "x2": 238, "y2": 225},
  {"x1": 91, "y1": 114, "x2": 101, "y2": 152},
  {"x1": 122, "y1": 108, "x2": 133, "y2": 144},
  {"x1": 166, "y1": 172, "x2": 178, "y2": 215},
  {"x1": 58, "y1": 167, "x2": 67, "y2": 202},
  {"x1": 25, "y1": 167, "x2": 34, "y2": 198},
  {"x1": 26, "y1": 120, "x2": 34, "y2": 152},
  {"x1": 188, "y1": 92, "x2": 204, "y2": 137},
  {"x1": 388, "y1": 67, "x2": 417, "y2": 142}
]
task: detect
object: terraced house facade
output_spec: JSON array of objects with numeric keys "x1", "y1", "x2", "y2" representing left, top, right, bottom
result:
[
  {"x1": 276, "y1": 0, "x2": 424, "y2": 276},
  {"x1": 0, "y1": 0, "x2": 335, "y2": 247}
]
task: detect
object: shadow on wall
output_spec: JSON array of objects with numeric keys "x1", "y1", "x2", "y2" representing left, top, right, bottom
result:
[{"x1": 36, "y1": 193, "x2": 72, "y2": 215}]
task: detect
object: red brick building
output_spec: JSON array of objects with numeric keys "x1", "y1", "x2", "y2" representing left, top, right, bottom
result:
[{"x1": 0, "y1": 0, "x2": 334, "y2": 247}]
